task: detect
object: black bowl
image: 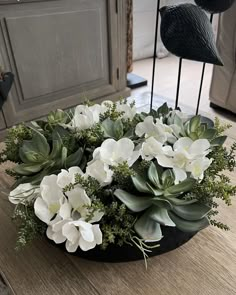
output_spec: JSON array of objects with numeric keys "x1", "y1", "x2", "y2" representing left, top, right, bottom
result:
[{"x1": 50, "y1": 226, "x2": 197, "y2": 263}]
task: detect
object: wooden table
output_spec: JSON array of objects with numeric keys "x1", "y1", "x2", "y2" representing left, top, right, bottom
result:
[{"x1": 0, "y1": 136, "x2": 236, "y2": 295}]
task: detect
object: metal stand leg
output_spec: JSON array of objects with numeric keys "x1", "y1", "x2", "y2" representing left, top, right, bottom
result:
[
  {"x1": 150, "y1": 0, "x2": 161, "y2": 112},
  {"x1": 175, "y1": 58, "x2": 183, "y2": 109}
]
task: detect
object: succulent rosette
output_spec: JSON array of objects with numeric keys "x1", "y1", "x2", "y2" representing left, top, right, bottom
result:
[{"x1": 1, "y1": 100, "x2": 235, "y2": 258}]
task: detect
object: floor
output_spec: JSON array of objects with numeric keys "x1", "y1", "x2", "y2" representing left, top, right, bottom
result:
[{"x1": 131, "y1": 56, "x2": 236, "y2": 124}]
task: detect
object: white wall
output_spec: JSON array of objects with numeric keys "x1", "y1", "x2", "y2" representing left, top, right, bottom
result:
[{"x1": 133, "y1": 0, "x2": 195, "y2": 60}]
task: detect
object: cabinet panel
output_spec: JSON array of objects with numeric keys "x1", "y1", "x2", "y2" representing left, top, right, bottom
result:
[
  {"x1": 5, "y1": 9, "x2": 108, "y2": 100},
  {"x1": 0, "y1": 0, "x2": 122, "y2": 127},
  {"x1": 0, "y1": 111, "x2": 6, "y2": 130}
]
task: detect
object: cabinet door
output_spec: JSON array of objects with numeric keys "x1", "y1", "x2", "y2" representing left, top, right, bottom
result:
[
  {"x1": 0, "y1": 110, "x2": 6, "y2": 130},
  {"x1": 0, "y1": 0, "x2": 123, "y2": 126}
]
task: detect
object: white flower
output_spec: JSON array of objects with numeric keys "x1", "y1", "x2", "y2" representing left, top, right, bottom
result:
[
  {"x1": 86, "y1": 159, "x2": 113, "y2": 186},
  {"x1": 68, "y1": 104, "x2": 104, "y2": 130},
  {"x1": 34, "y1": 175, "x2": 64, "y2": 224},
  {"x1": 62, "y1": 221, "x2": 102, "y2": 252},
  {"x1": 135, "y1": 116, "x2": 174, "y2": 144},
  {"x1": 186, "y1": 157, "x2": 212, "y2": 180},
  {"x1": 9, "y1": 183, "x2": 39, "y2": 205},
  {"x1": 173, "y1": 137, "x2": 211, "y2": 159},
  {"x1": 116, "y1": 101, "x2": 136, "y2": 120},
  {"x1": 141, "y1": 137, "x2": 164, "y2": 161},
  {"x1": 57, "y1": 166, "x2": 83, "y2": 189},
  {"x1": 46, "y1": 187, "x2": 104, "y2": 252},
  {"x1": 93, "y1": 138, "x2": 139, "y2": 167},
  {"x1": 156, "y1": 137, "x2": 212, "y2": 181}
]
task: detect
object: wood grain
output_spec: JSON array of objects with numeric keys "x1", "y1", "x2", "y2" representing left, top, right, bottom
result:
[{"x1": 0, "y1": 124, "x2": 236, "y2": 295}]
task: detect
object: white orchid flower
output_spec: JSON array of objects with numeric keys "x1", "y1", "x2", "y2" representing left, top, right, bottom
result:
[
  {"x1": 46, "y1": 190, "x2": 103, "y2": 252},
  {"x1": 62, "y1": 221, "x2": 102, "y2": 252},
  {"x1": 9, "y1": 183, "x2": 39, "y2": 205},
  {"x1": 68, "y1": 103, "x2": 104, "y2": 130},
  {"x1": 141, "y1": 137, "x2": 164, "y2": 161},
  {"x1": 186, "y1": 157, "x2": 212, "y2": 180},
  {"x1": 86, "y1": 159, "x2": 113, "y2": 186},
  {"x1": 135, "y1": 116, "x2": 175, "y2": 144},
  {"x1": 34, "y1": 175, "x2": 64, "y2": 224},
  {"x1": 173, "y1": 137, "x2": 211, "y2": 159},
  {"x1": 93, "y1": 138, "x2": 139, "y2": 167},
  {"x1": 116, "y1": 101, "x2": 136, "y2": 120},
  {"x1": 57, "y1": 166, "x2": 83, "y2": 189},
  {"x1": 46, "y1": 215, "x2": 68, "y2": 244}
]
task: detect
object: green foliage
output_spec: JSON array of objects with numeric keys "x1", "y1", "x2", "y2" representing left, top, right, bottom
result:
[
  {"x1": 13, "y1": 204, "x2": 46, "y2": 250},
  {"x1": 100, "y1": 202, "x2": 136, "y2": 249},
  {"x1": 115, "y1": 162, "x2": 210, "y2": 240},
  {"x1": 112, "y1": 162, "x2": 136, "y2": 188},
  {"x1": 0, "y1": 124, "x2": 32, "y2": 164},
  {"x1": 99, "y1": 101, "x2": 123, "y2": 121},
  {"x1": 78, "y1": 123, "x2": 104, "y2": 146},
  {"x1": 193, "y1": 142, "x2": 236, "y2": 229},
  {"x1": 68, "y1": 174, "x2": 101, "y2": 198},
  {"x1": 13, "y1": 127, "x2": 85, "y2": 186}
]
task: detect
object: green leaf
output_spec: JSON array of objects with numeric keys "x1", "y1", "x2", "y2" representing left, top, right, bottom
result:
[
  {"x1": 50, "y1": 139, "x2": 62, "y2": 160},
  {"x1": 61, "y1": 147, "x2": 68, "y2": 166},
  {"x1": 211, "y1": 136, "x2": 227, "y2": 146},
  {"x1": 132, "y1": 175, "x2": 151, "y2": 193},
  {"x1": 152, "y1": 197, "x2": 173, "y2": 210},
  {"x1": 31, "y1": 130, "x2": 50, "y2": 156},
  {"x1": 66, "y1": 148, "x2": 84, "y2": 168},
  {"x1": 189, "y1": 115, "x2": 201, "y2": 133},
  {"x1": 123, "y1": 128, "x2": 135, "y2": 139},
  {"x1": 157, "y1": 103, "x2": 169, "y2": 117},
  {"x1": 166, "y1": 197, "x2": 198, "y2": 206},
  {"x1": 114, "y1": 189, "x2": 152, "y2": 212},
  {"x1": 148, "y1": 206, "x2": 175, "y2": 227},
  {"x1": 101, "y1": 118, "x2": 124, "y2": 139},
  {"x1": 161, "y1": 169, "x2": 175, "y2": 188},
  {"x1": 135, "y1": 212, "x2": 163, "y2": 241},
  {"x1": 165, "y1": 178, "x2": 196, "y2": 195},
  {"x1": 146, "y1": 183, "x2": 163, "y2": 196},
  {"x1": 200, "y1": 128, "x2": 217, "y2": 140},
  {"x1": 14, "y1": 163, "x2": 46, "y2": 175},
  {"x1": 20, "y1": 131, "x2": 50, "y2": 163},
  {"x1": 169, "y1": 212, "x2": 210, "y2": 232},
  {"x1": 172, "y1": 203, "x2": 211, "y2": 221},
  {"x1": 148, "y1": 162, "x2": 161, "y2": 188},
  {"x1": 114, "y1": 119, "x2": 124, "y2": 139}
]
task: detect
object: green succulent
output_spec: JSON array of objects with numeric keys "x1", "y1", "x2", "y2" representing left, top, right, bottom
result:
[
  {"x1": 13, "y1": 126, "x2": 85, "y2": 186},
  {"x1": 114, "y1": 162, "x2": 211, "y2": 242}
]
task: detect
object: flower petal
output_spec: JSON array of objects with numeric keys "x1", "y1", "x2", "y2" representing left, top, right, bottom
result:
[
  {"x1": 173, "y1": 167, "x2": 187, "y2": 184},
  {"x1": 189, "y1": 139, "x2": 211, "y2": 156},
  {"x1": 66, "y1": 186, "x2": 91, "y2": 210},
  {"x1": 92, "y1": 224, "x2": 103, "y2": 245},
  {"x1": 59, "y1": 202, "x2": 72, "y2": 220},
  {"x1": 156, "y1": 155, "x2": 174, "y2": 168},
  {"x1": 34, "y1": 197, "x2": 54, "y2": 224},
  {"x1": 62, "y1": 222, "x2": 80, "y2": 244},
  {"x1": 174, "y1": 137, "x2": 193, "y2": 152},
  {"x1": 78, "y1": 236, "x2": 96, "y2": 251},
  {"x1": 65, "y1": 239, "x2": 80, "y2": 253}
]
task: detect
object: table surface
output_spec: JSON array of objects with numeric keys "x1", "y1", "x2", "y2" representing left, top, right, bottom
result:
[{"x1": 0, "y1": 125, "x2": 236, "y2": 295}]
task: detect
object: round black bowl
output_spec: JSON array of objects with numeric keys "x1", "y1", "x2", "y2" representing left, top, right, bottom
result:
[{"x1": 51, "y1": 226, "x2": 197, "y2": 263}]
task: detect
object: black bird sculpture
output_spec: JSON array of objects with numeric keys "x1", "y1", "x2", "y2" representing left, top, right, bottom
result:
[
  {"x1": 195, "y1": 0, "x2": 235, "y2": 13},
  {"x1": 160, "y1": 4, "x2": 223, "y2": 66}
]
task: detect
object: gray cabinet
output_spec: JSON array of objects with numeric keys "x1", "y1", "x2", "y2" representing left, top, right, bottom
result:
[{"x1": 0, "y1": 0, "x2": 129, "y2": 131}]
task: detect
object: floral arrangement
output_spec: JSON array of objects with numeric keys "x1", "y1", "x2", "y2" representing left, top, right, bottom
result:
[{"x1": 1, "y1": 100, "x2": 236, "y2": 259}]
